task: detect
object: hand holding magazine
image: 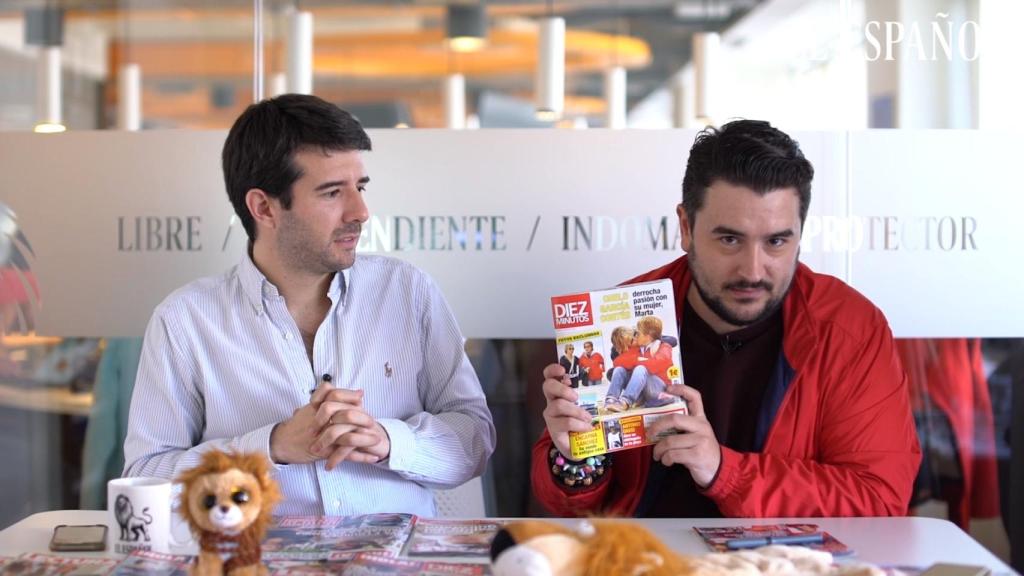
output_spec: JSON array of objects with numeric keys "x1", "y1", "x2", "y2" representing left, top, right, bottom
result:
[{"x1": 550, "y1": 279, "x2": 688, "y2": 460}]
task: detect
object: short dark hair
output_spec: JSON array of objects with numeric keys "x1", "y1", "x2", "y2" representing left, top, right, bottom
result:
[
  {"x1": 222, "y1": 94, "x2": 372, "y2": 241},
  {"x1": 681, "y1": 119, "x2": 814, "y2": 226}
]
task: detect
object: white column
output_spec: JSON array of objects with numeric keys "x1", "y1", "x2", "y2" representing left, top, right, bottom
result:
[
  {"x1": 117, "y1": 63, "x2": 142, "y2": 131},
  {"x1": 270, "y1": 72, "x2": 288, "y2": 97},
  {"x1": 443, "y1": 73, "x2": 466, "y2": 129},
  {"x1": 287, "y1": 10, "x2": 313, "y2": 95},
  {"x1": 604, "y1": 66, "x2": 627, "y2": 129},
  {"x1": 692, "y1": 32, "x2": 720, "y2": 123},
  {"x1": 672, "y1": 75, "x2": 687, "y2": 129},
  {"x1": 535, "y1": 17, "x2": 565, "y2": 120},
  {"x1": 979, "y1": 0, "x2": 1023, "y2": 129},
  {"x1": 36, "y1": 46, "x2": 62, "y2": 129}
]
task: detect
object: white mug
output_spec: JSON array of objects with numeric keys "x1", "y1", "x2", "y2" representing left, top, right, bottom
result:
[{"x1": 108, "y1": 477, "x2": 173, "y2": 554}]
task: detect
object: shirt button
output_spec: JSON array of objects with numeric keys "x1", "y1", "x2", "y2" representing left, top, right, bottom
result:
[
  {"x1": 284, "y1": 332, "x2": 292, "y2": 340},
  {"x1": 333, "y1": 499, "x2": 342, "y2": 509}
]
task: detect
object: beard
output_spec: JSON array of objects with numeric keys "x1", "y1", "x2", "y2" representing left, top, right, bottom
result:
[
  {"x1": 687, "y1": 243, "x2": 793, "y2": 328},
  {"x1": 277, "y1": 212, "x2": 362, "y2": 274}
]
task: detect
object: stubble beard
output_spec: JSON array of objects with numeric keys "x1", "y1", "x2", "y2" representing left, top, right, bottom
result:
[
  {"x1": 687, "y1": 243, "x2": 792, "y2": 329},
  {"x1": 278, "y1": 214, "x2": 361, "y2": 274}
]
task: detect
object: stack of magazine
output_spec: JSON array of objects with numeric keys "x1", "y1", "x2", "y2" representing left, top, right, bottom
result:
[{"x1": 0, "y1": 514, "x2": 503, "y2": 575}]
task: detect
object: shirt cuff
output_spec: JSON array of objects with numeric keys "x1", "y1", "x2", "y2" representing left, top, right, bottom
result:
[
  {"x1": 239, "y1": 422, "x2": 289, "y2": 472},
  {"x1": 376, "y1": 418, "x2": 416, "y2": 472}
]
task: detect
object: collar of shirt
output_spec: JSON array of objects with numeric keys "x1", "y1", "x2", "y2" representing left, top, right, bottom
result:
[
  {"x1": 646, "y1": 339, "x2": 661, "y2": 355},
  {"x1": 237, "y1": 253, "x2": 351, "y2": 314}
]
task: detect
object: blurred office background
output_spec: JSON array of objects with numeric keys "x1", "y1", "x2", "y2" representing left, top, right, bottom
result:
[{"x1": 1, "y1": 0, "x2": 1022, "y2": 571}]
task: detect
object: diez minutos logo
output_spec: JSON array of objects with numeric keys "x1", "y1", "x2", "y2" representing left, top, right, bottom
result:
[{"x1": 552, "y1": 293, "x2": 594, "y2": 329}]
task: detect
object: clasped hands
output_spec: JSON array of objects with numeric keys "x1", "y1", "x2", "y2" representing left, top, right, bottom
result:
[
  {"x1": 541, "y1": 363, "x2": 721, "y2": 488},
  {"x1": 270, "y1": 381, "x2": 391, "y2": 470}
]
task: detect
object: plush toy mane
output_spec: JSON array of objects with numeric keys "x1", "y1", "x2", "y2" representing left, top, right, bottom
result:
[
  {"x1": 175, "y1": 450, "x2": 280, "y2": 541},
  {"x1": 576, "y1": 521, "x2": 694, "y2": 575},
  {"x1": 494, "y1": 519, "x2": 695, "y2": 576}
]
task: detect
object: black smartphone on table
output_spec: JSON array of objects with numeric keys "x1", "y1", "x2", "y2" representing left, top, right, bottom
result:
[{"x1": 49, "y1": 524, "x2": 108, "y2": 552}]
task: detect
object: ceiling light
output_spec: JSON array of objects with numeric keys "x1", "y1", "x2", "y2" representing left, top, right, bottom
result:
[
  {"x1": 443, "y1": 73, "x2": 466, "y2": 129},
  {"x1": 287, "y1": 10, "x2": 313, "y2": 94},
  {"x1": 605, "y1": 66, "x2": 626, "y2": 129},
  {"x1": 33, "y1": 122, "x2": 66, "y2": 134},
  {"x1": 535, "y1": 16, "x2": 565, "y2": 121},
  {"x1": 118, "y1": 63, "x2": 142, "y2": 131},
  {"x1": 446, "y1": 4, "x2": 487, "y2": 53},
  {"x1": 26, "y1": 8, "x2": 65, "y2": 132},
  {"x1": 692, "y1": 32, "x2": 720, "y2": 123}
]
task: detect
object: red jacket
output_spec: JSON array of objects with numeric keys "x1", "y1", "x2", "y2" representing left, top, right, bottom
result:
[
  {"x1": 532, "y1": 256, "x2": 921, "y2": 517},
  {"x1": 613, "y1": 341, "x2": 674, "y2": 385},
  {"x1": 897, "y1": 339, "x2": 999, "y2": 528},
  {"x1": 579, "y1": 352, "x2": 606, "y2": 381}
]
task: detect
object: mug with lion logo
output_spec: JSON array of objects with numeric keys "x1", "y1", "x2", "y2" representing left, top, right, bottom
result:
[{"x1": 107, "y1": 477, "x2": 172, "y2": 554}]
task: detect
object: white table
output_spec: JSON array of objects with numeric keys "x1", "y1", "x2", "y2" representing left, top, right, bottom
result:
[{"x1": 0, "y1": 510, "x2": 1016, "y2": 574}]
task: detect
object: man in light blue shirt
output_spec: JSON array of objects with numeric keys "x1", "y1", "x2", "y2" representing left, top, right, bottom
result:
[{"x1": 123, "y1": 95, "x2": 495, "y2": 516}]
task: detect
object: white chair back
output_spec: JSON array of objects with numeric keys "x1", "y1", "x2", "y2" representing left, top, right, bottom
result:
[{"x1": 433, "y1": 476, "x2": 486, "y2": 518}]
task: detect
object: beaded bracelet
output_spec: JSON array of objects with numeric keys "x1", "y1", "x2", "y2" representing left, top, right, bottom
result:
[{"x1": 548, "y1": 446, "x2": 610, "y2": 488}]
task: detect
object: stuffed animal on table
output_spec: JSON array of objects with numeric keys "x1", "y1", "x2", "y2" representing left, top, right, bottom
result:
[
  {"x1": 490, "y1": 520, "x2": 888, "y2": 576},
  {"x1": 490, "y1": 519, "x2": 694, "y2": 576},
  {"x1": 175, "y1": 451, "x2": 281, "y2": 576}
]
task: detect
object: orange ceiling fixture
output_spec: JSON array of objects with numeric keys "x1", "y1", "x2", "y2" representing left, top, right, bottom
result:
[{"x1": 109, "y1": 27, "x2": 650, "y2": 80}]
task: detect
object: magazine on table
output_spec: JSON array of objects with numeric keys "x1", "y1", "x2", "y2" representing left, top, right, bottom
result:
[
  {"x1": 551, "y1": 278, "x2": 688, "y2": 459},
  {"x1": 342, "y1": 552, "x2": 491, "y2": 575},
  {"x1": 263, "y1": 514, "x2": 415, "y2": 561},
  {"x1": 111, "y1": 549, "x2": 193, "y2": 576},
  {"x1": 265, "y1": 558, "x2": 352, "y2": 574},
  {"x1": 405, "y1": 519, "x2": 505, "y2": 558},
  {"x1": 0, "y1": 553, "x2": 118, "y2": 575},
  {"x1": 693, "y1": 523, "x2": 854, "y2": 556}
]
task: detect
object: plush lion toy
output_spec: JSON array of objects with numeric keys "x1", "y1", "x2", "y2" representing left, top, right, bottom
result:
[
  {"x1": 490, "y1": 519, "x2": 695, "y2": 576},
  {"x1": 175, "y1": 451, "x2": 281, "y2": 576},
  {"x1": 491, "y1": 520, "x2": 887, "y2": 576}
]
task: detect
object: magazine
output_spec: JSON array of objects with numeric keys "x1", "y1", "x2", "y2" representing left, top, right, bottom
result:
[
  {"x1": 551, "y1": 279, "x2": 688, "y2": 459},
  {"x1": 343, "y1": 553, "x2": 491, "y2": 575},
  {"x1": 0, "y1": 553, "x2": 118, "y2": 575},
  {"x1": 111, "y1": 550, "x2": 193, "y2": 576},
  {"x1": 266, "y1": 558, "x2": 353, "y2": 574},
  {"x1": 405, "y1": 519, "x2": 504, "y2": 558},
  {"x1": 693, "y1": 523, "x2": 854, "y2": 557},
  {"x1": 263, "y1": 514, "x2": 415, "y2": 561}
]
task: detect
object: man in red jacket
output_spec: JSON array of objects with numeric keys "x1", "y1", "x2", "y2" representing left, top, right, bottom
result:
[
  {"x1": 578, "y1": 341, "x2": 605, "y2": 387},
  {"x1": 532, "y1": 120, "x2": 920, "y2": 518}
]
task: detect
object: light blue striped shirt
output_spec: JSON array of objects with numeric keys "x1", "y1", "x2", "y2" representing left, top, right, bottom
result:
[{"x1": 123, "y1": 254, "x2": 495, "y2": 517}]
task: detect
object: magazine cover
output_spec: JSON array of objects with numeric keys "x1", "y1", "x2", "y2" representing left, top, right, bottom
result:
[
  {"x1": 3, "y1": 553, "x2": 118, "y2": 575},
  {"x1": 551, "y1": 278, "x2": 688, "y2": 459},
  {"x1": 263, "y1": 514, "x2": 415, "y2": 561},
  {"x1": 693, "y1": 524, "x2": 854, "y2": 557},
  {"x1": 343, "y1": 553, "x2": 490, "y2": 576},
  {"x1": 111, "y1": 550, "x2": 193, "y2": 576},
  {"x1": 266, "y1": 558, "x2": 353, "y2": 575},
  {"x1": 405, "y1": 519, "x2": 504, "y2": 558}
]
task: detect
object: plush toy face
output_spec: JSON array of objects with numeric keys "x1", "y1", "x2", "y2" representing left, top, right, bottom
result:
[
  {"x1": 175, "y1": 450, "x2": 280, "y2": 540},
  {"x1": 491, "y1": 519, "x2": 694, "y2": 576},
  {"x1": 185, "y1": 468, "x2": 264, "y2": 535},
  {"x1": 492, "y1": 529, "x2": 585, "y2": 576}
]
